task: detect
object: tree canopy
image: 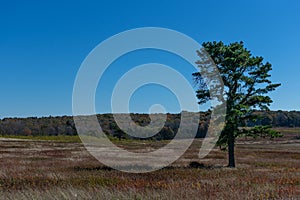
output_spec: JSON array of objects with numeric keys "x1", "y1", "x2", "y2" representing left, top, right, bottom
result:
[{"x1": 193, "y1": 41, "x2": 281, "y2": 167}]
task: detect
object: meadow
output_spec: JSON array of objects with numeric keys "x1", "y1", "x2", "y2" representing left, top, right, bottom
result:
[{"x1": 0, "y1": 128, "x2": 299, "y2": 200}]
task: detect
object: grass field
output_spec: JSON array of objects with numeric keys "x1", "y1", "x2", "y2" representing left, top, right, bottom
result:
[{"x1": 0, "y1": 128, "x2": 299, "y2": 199}]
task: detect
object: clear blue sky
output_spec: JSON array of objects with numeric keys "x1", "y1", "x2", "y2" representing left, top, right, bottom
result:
[{"x1": 0, "y1": 0, "x2": 299, "y2": 118}]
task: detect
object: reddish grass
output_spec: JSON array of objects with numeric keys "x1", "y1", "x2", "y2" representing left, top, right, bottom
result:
[{"x1": 0, "y1": 129, "x2": 299, "y2": 199}]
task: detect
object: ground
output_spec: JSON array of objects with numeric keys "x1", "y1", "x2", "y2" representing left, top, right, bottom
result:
[{"x1": 0, "y1": 128, "x2": 299, "y2": 200}]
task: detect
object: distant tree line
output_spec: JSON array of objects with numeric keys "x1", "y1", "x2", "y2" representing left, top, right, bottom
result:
[
  {"x1": 0, "y1": 110, "x2": 299, "y2": 139},
  {"x1": 245, "y1": 110, "x2": 300, "y2": 127},
  {"x1": 0, "y1": 112, "x2": 210, "y2": 139},
  {"x1": 0, "y1": 116, "x2": 77, "y2": 136}
]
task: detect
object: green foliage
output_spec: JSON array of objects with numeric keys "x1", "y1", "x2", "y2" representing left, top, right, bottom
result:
[
  {"x1": 240, "y1": 125, "x2": 283, "y2": 139},
  {"x1": 193, "y1": 41, "x2": 281, "y2": 167}
]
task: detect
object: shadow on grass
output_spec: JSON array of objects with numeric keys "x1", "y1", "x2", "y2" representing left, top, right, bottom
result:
[
  {"x1": 74, "y1": 166, "x2": 114, "y2": 171},
  {"x1": 73, "y1": 161, "x2": 224, "y2": 172}
]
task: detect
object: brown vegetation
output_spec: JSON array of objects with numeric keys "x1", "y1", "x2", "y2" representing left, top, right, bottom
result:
[{"x1": 0, "y1": 128, "x2": 299, "y2": 199}]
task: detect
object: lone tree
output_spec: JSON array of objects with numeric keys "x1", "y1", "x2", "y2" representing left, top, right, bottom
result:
[{"x1": 193, "y1": 41, "x2": 281, "y2": 167}]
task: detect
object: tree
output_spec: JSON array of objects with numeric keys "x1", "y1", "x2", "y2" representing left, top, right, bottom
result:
[{"x1": 193, "y1": 41, "x2": 281, "y2": 167}]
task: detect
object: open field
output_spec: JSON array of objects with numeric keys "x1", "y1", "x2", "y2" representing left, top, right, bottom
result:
[{"x1": 0, "y1": 128, "x2": 299, "y2": 199}]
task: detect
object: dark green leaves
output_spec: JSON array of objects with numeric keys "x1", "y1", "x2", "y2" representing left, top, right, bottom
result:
[{"x1": 193, "y1": 41, "x2": 281, "y2": 147}]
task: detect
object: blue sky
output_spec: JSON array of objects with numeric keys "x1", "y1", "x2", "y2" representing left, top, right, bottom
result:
[{"x1": 0, "y1": 0, "x2": 299, "y2": 118}]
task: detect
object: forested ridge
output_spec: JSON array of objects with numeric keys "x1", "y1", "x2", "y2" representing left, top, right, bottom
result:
[{"x1": 0, "y1": 110, "x2": 299, "y2": 139}]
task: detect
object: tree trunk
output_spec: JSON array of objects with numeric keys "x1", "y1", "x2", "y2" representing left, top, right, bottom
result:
[{"x1": 227, "y1": 131, "x2": 235, "y2": 168}]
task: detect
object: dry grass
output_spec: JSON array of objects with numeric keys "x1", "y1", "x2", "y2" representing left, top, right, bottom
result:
[{"x1": 0, "y1": 128, "x2": 299, "y2": 199}]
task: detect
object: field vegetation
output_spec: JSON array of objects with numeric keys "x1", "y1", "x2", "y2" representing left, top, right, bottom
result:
[{"x1": 0, "y1": 128, "x2": 299, "y2": 199}]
